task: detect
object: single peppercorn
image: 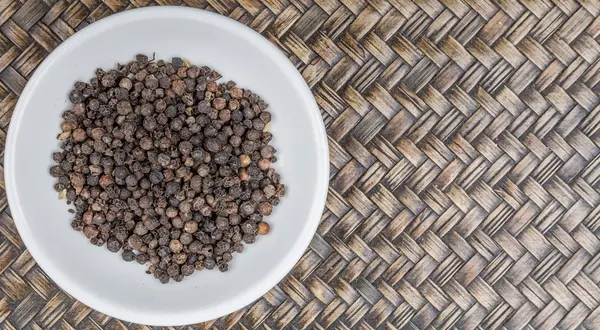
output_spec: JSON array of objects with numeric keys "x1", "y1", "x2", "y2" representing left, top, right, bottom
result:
[{"x1": 257, "y1": 222, "x2": 270, "y2": 235}]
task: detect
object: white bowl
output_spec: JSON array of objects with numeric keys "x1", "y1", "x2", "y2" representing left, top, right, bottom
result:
[{"x1": 4, "y1": 7, "x2": 328, "y2": 326}]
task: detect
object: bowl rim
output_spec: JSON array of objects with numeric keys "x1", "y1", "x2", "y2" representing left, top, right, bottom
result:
[{"x1": 4, "y1": 6, "x2": 329, "y2": 326}]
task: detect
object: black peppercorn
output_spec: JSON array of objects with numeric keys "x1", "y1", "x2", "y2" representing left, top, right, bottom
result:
[{"x1": 53, "y1": 55, "x2": 285, "y2": 284}]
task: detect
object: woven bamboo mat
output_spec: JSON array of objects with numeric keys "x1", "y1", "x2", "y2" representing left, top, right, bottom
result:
[{"x1": 1, "y1": 0, "x2": 600, "y2": 329}]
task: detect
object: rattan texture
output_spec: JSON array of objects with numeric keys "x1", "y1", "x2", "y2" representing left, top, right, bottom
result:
[{"x1": 1, "y1": 0, "x2": 600, "y2": 329}]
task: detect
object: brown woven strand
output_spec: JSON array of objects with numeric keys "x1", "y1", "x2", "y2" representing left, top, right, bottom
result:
[{"x1": 0, "y1": 0, "x2": 599, "y2": 329}]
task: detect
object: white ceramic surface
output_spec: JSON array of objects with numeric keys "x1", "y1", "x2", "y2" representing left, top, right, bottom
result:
[{"x1": 4, "y1": 7, "x2": 328, "y2": 326}]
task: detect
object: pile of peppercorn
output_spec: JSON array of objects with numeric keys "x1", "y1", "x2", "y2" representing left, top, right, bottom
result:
[{"x1": 50, "y1": 54, "x2": 285, "y2": 283}]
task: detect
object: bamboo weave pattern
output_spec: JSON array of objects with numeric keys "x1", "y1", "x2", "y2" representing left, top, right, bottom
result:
[{"x1": 1, "y1": 0, "x2": 600, "y2": 329}]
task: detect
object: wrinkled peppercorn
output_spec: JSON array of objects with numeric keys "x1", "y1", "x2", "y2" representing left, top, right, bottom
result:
[{"x1": 51, "y1": 54, "x2": 285, "y2": 283}]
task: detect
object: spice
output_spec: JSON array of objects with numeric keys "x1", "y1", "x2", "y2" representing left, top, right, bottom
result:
[
  {"x1": 50, "y1": 55, "x2": 285, "y2": 283},
  {"x1": 257, "y1": 222, "x2": 270, "y2": 235}
]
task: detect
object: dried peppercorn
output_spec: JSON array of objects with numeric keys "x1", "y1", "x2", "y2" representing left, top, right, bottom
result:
[
  {"x1": 51, "y1": 54, "x2": 285, "y2": 283},
  {"x1": 257, "y1": 222, "x2": 270, "y2": 235}
]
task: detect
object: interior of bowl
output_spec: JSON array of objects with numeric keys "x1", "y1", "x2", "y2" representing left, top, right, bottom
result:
[{"x1": 5, "y1": 7, "x2": 328, "y2": 325}]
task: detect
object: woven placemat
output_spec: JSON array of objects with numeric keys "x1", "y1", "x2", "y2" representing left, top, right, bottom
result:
[{"x1": 0, "y1": 0, "x2": 600, "y2": 329}]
